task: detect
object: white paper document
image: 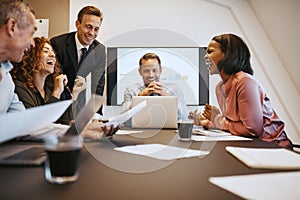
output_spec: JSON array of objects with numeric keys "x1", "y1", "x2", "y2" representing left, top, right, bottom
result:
[
  {"x1": 26, "y1": 123, "x2": 70, "y2": 139},
  {"x1": 115, "y1": 130, "x2": 143, "y2": 135},
  {"x1": 193, "y1": 127, "x2": 231, "y2": 137},
  {"x1": 226, "y1": 146, "x2": 300, "y2": 169},
  {"x1": 0, "y1": 100, "x2": 72, "y2": 143},
  {"x1": 104, "y1": 100, "x2": 147, "y2": 126},
  {"x1": 209, "y1": 171, "x2": 300, "y2": 200},
  {"x1": 114, "y1": 143, "x2": 209, "y2": 160},
  {"x1": 192, "y1": 135, "x2": 252, "y2": 141}
]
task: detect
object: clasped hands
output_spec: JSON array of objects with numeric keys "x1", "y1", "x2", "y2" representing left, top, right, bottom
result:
[
  {"x1": 139, "y1": 81, "x2": 169, "y2": 96},
  {"x1": 188, "y1": 104, "x2": 220, "y2": 128}
]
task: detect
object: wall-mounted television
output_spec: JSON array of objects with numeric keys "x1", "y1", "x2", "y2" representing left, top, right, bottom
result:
[{"x1": 107, "y1": 47, "x2": 208, "y2": 106}]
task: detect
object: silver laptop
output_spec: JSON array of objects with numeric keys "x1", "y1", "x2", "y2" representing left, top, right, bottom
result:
[{"x1": 131, "y1": 96, "x2": 178, "y2": 129}]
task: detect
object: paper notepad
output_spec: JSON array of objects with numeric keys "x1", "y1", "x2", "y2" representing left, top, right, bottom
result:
[
  {"x1": 114, "y1": 144, "x2": 209, "y2": 160},
  {"x1": 226, "y1": 146, "x2": 300, "y2": 169},
  {"x1": 209, "y1": 171, "x2": 300, "y2": 200}
]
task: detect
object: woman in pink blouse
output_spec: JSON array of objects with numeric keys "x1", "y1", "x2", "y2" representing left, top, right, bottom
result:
[{"x1": 191, "y1": 33, "x2": 292, "y2": 149}]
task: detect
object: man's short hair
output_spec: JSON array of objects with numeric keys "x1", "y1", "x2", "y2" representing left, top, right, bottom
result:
[
  {"x1": 77, "y1": 5, "x2": 103, "y2": 23},
  {"x1": 139, "y1": 53, "x2": 161, "y2": 68},
  {"x1": 0, "y1": 0, "x2": 35, "y2": 29}
]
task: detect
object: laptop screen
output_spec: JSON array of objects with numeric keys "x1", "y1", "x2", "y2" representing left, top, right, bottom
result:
[{"x1": 131, "y1": 96, "x2": 178, "y2": 129}]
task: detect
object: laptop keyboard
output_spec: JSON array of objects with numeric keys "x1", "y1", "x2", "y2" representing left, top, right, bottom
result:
[{"x1": 0, "y1": 147, "x2": 46, "y2": 166}]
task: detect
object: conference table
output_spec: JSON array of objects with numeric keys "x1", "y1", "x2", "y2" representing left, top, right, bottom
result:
[{"x1": 0, "y1": 129, "x2": 294, "y2": 200}]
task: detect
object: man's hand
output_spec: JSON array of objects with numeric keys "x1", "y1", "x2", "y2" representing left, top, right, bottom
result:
[
  {"x1": 80, "y1": 120, "x2": 119, "y2": 140},
  {"x1": 139, "y1": 82, "x2": 169, "y2": 96},
  {"x1": 72, "y1": 76, "x2": 86, "y2": 100}
]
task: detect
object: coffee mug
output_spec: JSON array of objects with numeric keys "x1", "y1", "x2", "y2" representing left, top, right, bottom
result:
[
  {"x1": 44, "y1": 135, "x2": 82, "y2": 184},
  {"x1": 177, "y1": 121, "x2": 194, "y2": 141}
]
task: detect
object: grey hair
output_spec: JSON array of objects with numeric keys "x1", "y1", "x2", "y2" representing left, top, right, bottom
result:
[{"x1": 0, "y1": 0, "x2": 35, "y2": 29}]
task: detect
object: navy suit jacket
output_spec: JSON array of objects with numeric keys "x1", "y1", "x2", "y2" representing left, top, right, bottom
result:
[{"x1": 50, "y1": 32, "x2": 106, "y2": 96}]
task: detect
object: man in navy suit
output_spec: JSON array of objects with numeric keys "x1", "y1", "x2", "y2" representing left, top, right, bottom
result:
[{"x1": 50, "y1": 6, "x2": 106, "y2": 114}]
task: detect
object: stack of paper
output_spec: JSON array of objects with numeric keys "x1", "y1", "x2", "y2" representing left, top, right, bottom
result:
[
  {"x1": 192, "y1": 135, "x2": 252, "y2": 141},
  {"x1": 193, "y1": 128, "x2": 231, "y2": 137},
  {"x1": 226, "y1": 146, "x2": 300, "y2": 169},
  {"x1": 191, "y1": 128, "x2": 252, "y2": 141}
]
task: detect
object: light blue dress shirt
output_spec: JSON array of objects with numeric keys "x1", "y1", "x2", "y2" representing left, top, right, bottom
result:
[
  {"x1": 0, "y1": 61, "x2": 25, "y2": 114},
  {"x1": 121, "y1": 82, "x2": 188, "y2": 120}
]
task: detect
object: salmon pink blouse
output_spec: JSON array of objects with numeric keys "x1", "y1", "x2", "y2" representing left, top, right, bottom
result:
[{"x1": 208, "y1": 71, "x2": 291, "y2": 147}]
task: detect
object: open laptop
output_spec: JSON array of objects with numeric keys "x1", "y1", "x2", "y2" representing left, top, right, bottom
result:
[
  {"x1": 0, "y1": 95, "x2": 105, "y2": 166},
  {"x1": 131, "y1": 96, "x2": 178, "y2": 129}
]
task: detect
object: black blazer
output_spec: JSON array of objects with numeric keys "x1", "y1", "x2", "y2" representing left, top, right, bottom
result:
[{"x1": 50, "y1": 32, "x2": 106, "y2": 96}]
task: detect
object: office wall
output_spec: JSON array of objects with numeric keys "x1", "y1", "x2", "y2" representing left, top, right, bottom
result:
[
  {"x1": 27, "y1": 0, "x2": 69, "y2": 38},
  {"x1": 249, "y1": 0, "x2": 300, "y2": 96}
]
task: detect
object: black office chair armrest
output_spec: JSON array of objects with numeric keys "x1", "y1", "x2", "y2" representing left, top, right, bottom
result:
[{"x1": 293, "y1": 144, "x2": 300, "y2": 148}]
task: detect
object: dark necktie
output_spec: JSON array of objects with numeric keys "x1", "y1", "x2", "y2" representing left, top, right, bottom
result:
[{"x1": 79, "y1": 47, "x2": 87, "y2": 67}]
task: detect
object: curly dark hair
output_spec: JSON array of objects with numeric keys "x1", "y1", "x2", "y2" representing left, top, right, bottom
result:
[
  {"x1": 11, "y1": 37, "x2": 60, "y2": 92},
  {"x1": 212, "y1": 33, "x2": 254, "y2": 75}
]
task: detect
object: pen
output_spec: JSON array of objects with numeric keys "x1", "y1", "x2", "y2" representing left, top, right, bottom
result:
[{"x1": 64, "y1": 85, "x2": 73, "y2": 99}]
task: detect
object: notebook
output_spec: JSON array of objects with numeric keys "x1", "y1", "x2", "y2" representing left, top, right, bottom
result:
[
  {"x1": 226, "y1": 146, "x2": 300, "y2": 169},
  {"x1": 0, "y1": 95, "x2": 105, "y2": 166},
  {"x1": 131, "y1": 96, "x2": 178, "y2": 129}
]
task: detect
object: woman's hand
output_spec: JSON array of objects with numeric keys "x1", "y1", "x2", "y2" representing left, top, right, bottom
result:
[
  {"x1": 188, "y1": 109, "x2": 209, "y2": 127},
  {"x1": 72, "y1": 76, "x2": 86, "y2": 100},
  {"x1": 188, "y1": 109, "x2": 198, "y2": 120},
  {"x1": 202, "y1": 104, "x2": 220, "y2": 121},
  {"x1": 194, "y1": 112, "x2": 210, "y2": 127},
  {"x1": 52, "y1": 74, "x2": 68, "y2": 98}
]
